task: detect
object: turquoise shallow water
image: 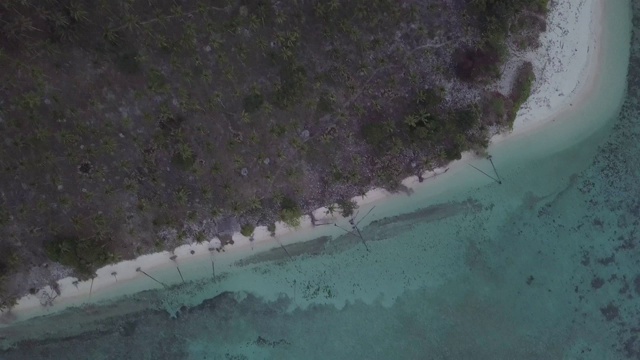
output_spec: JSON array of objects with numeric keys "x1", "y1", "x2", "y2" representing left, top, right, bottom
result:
[{"x1": 1, "y1": 1, "x2": 638, "y2": 359}]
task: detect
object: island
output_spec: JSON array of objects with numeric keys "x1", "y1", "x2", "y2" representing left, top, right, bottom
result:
[{"x1": 0, "y1": 0, "x2": 595, "y2": 318}]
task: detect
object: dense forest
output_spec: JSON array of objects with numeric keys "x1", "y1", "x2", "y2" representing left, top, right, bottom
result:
[{"x1": 0, "y1": 0, "x2": 547, "y2": 309}]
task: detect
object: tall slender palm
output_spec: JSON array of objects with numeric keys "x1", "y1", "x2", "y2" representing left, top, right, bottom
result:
[
  {"x1": 207, "y1": 247, "x2": 216, "y2": 281},
  {"x1": 170, "y1": 254, "x2": 185, "y2": 283},
  {"x1": 136, "y1": 267, "x2": 167, "y2": 288}
]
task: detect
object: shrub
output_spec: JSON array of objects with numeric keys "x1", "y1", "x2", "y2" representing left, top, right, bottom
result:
[
  {"x1": 116, "y1": 50, "x2": 141, "y2": 75},
  {"x1": 489, "y1": 97, "x2": 506, "y2": 117},
  {"x1": 337, "y1": 199, "x2": 357, "y2": 218},
  {"x1": 316, "y1": 92, "x2": 335, "y2": 114},
  {"x1": 267, "y1": 222, "x2": 276, "y2": 236},
  {"x1": 362, "y1": 122, "x2": 389, "y2": 150},
  {"x1": 274, "y1": 63, "x2": 307, "y2": 109},
  {"x1": 45, "y1": 235, "x2": 114, "y2": 279},
  {"x1": 529, "y1": 0, "x2": 550, "y2": 13},
  {"x1": 415, "y1": 88, "x2": 444, "y2": 110},
  {"x1": 467, "y1": 0, "x2": 549, "y2": 70},
  {"x1": 511, "y1": 62, "x2": 535, "y2": 105},
  {"x1": 240, "y1": 223, "x2": 255, "y2": 237},
  {"x1": 0, "y1": 292, "x2": 17, "y2": 312},
  {"x1": 279, "y1": 197, "x2": 302, "y2": 228},
  {"x1": 0, "y1": 244, "x2": 19, "y2": 276},
  {"x1": 454, "y1": 105, "x2": 480, "y2": 131},
  {"x1": 508, "y1": 62, "x2": 535, "y2": 127},
  {"x1": 147, "y1": 68, "x2": 168, "y2": 92},
  {"x1": 243, "y1": 93, "x2": 264, "y2": 113},
  {"x1": 454, "y1": 47, "x2": 501, "y2": 82},
  {"x1": 171, "y1": 148, "x2": 196, "y2": 171}
]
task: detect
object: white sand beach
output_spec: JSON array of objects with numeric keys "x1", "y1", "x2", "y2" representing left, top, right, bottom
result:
[
  {"x1": 0, "y1": 0, "x2": 621, "y2": 326},
  {"x1": 494, "y1": 0, "x2": 602, "y2": 138}
]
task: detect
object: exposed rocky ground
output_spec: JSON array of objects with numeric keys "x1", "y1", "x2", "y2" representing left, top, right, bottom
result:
[{"x1": 0, "y1": 0, "x2": 547, "y2": 308}]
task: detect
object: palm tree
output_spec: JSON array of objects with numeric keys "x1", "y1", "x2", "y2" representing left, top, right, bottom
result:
[
  {"x1": 328, "y1": 0, "x2": 340, "y2": 12},
  {"x1": 325, "y1": 204, "x2": 336, "y2": 216},
  {"x1": 207, "y1": 247, "x2": 216, "y2": 280},
  {"x1": 4, "y1": 14, "x2": 36, "y2": 41},
  {"x1": 136, "y1": 267, "x2": 167, "y2": 288},
  {"x1": 404, "y1": 114, "x2": 419, "y2": 128},
  {"x1": 417, "y1": 110, "x2": 433, "y2": 129},
  {"x1": 57, "y1": 240, "x2": 72, "y2": 255},
  {"x1": 170, "y1": 254, "x2": 185, "y2": 283},
  {"x1": 67, "y1": 2, "x2": 88, "y2": 23}
]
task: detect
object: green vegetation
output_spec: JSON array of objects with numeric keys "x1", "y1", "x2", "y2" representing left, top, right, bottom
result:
[
  {"x1": 267, "y1": 223, "x2": 277, "y2": 237},
  {"x1": 470, "y1": 0, "x2": 549, "y2": 41},
  {"x1": 454, "y1": 105, "x2": 481, "y2": 132},
  {"x1": 362, "y1": 122, "x2": 390, "y2": 151},
  {"x1": 0, "y1": 244, "x2": 19, "y2": 311},
  {"x1": 116, "y1": 50, "x2": 142, "y2": 75},
  {"x1": 171, "y1": 144, "x2": 197, "y2": 171},
  {"x1": 337, "y1": 199, "x2": 357, "y2": 218},
  {"x1": 280, "y1": 197, "x2": 303, "y2": 228},
  {"x1": 457, "y1": 0, "x2": 549, "y2": 81},
  {"x1": 316, "y1": 93, "x2": 335, "y2": 115},
  {"x1": 240, "y1": 223, "x2": 256, "y2": 237},
  {"x1": 490, "y1": 97, "x2": 506, "y2": 118},
  {"x1": 44, "y1": 235, "x2": 115, "y2": 279},
  {"x1": 0, "y1": 244, "x2": 19, "y2": 276},
  {"x1": 0, "y1": 0, "x2": 547, "y2": 303},
  {"x1": 454, "y1": 47, "x2": 502, "y2": 82},
  {"x1": 508, "y1": 62, "x2": 536, "y2": 127},
  {"x1": 243, "y1": 92, "x2": 264, "y2": 114},
  {"x1": 274, "y1": 62, "x2": 307, "y2": 109}
]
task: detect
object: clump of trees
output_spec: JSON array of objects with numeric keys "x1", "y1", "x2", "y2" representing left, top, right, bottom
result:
[
  {"x1": 0, "y1": 244, "x2": 18, "y2": 276},
  {"x1": 240, "y1": 223, "x2": 256, "y2": 237},
  {"x1": 273, "y1": 62, "x2": 308, "y2": 109},
  {"x1": 455, "y1": 0, "x2": 548, "y2": 82},
  {"x1": 267, "y1": 222, "x2": 277, "y2": 236},
  {"x1": 279, "y1": 197, "x2": 303, "y2": 228},
  {"x1": 0, "y1": 244, "x2": 19, "y2": 311},
  {"x1": 334, "y1": 199, "x2": 356, "y2": 218},
  {"x1": 243, "y1": 92, "x2": 264, "y2": 114},
  {"x1": 362, "y1": 122, "x2": 390, "y2": 151},
  {"x1": 470, "y1": 0, "x2": 550, "y2": 42},
  {"x1": 44, "y1": 235, "x2": 115, "y2": 279},
  {"x1": 508, "y1": 62, "x2": 535, "y2": 126},
  {"x1": 454, "y1": 47, "x2": 502, "y2": 82}
]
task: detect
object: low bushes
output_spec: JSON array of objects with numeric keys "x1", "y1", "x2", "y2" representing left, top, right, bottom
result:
[
  {"x1": 508, "y1": 62, "x2": 535, "y2": 127},
  {"x1": 279, "y1": 197, "x2": 303, "y2": 227},
  {"x1": 45, "y1": 235, "x2": 114, "y2": 279},
  {"x1": 240, "y1": 223, "x2": 256, "y2": 237}
]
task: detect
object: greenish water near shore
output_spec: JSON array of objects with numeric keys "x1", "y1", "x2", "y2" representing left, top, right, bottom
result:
[{"x1": 1, "y1": 1, "x2": 637, "y2": 359}]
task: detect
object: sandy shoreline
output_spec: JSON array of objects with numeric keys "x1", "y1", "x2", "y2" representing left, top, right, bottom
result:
[
  {"x1": 0, "y1": 0, "x2": 611, "y2": 326},
  {"x1": 494, "y1": 0, "x2": 602, "y2": 140}
]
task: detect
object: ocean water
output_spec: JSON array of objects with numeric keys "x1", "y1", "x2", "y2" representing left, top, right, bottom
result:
[{"x1": 1, "y1": 1, "x2": 637, "y2": 359}]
